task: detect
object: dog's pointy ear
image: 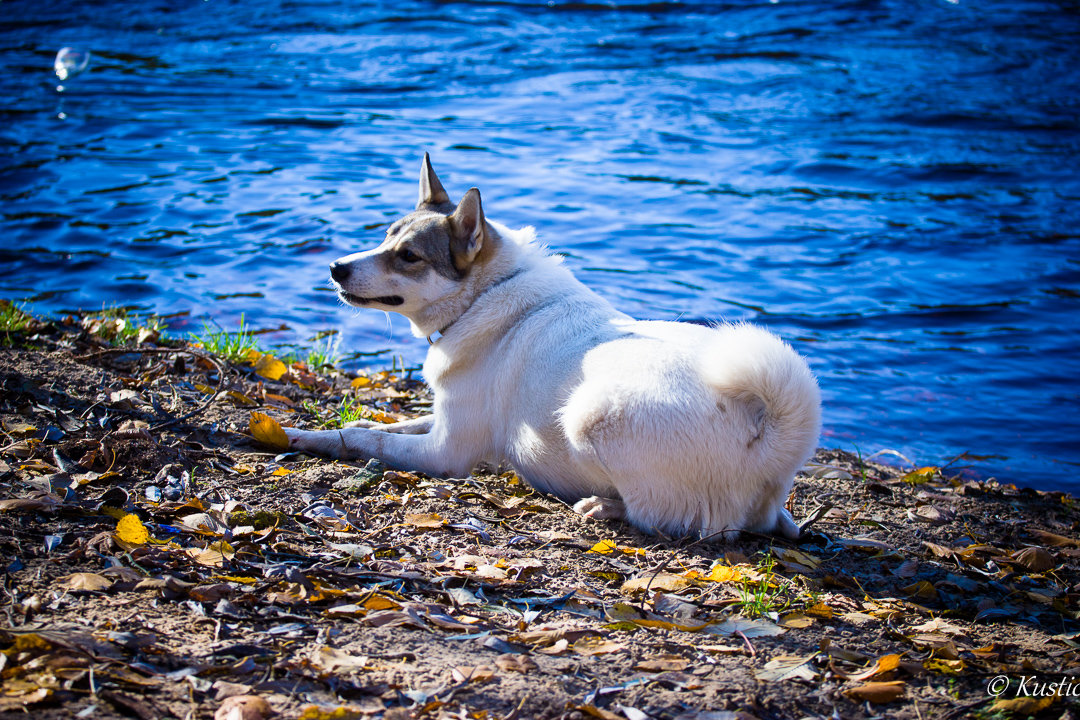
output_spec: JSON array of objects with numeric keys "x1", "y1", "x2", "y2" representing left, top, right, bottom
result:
[
  {"x1": 418, "y1": 153, "x2": 450, "y2": 209},
  {"x1": 448, "y1": 187, "x2": 486, "y2": 272}
]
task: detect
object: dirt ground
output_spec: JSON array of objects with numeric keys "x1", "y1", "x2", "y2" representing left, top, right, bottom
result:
[{"x1": 1, "y1": 314, "x2": 1078, "y2": 720}]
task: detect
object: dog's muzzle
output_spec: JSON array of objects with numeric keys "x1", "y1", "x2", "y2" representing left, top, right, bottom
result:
[{"x1": 329, "y1": 260, "x2": 404, "y2": 307}]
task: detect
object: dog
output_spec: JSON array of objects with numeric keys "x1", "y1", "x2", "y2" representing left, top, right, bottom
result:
[{"x1": 285, "y1": 154, "x2": 821, "y2": 539}]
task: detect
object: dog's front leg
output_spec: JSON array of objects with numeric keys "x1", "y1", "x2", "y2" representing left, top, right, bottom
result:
[
  {"x1": 284, "y1": 423, "x2": 472, "y2": 478},
  {"x1": 343, "y1": 415, "x2": 434, "y2": 434}
]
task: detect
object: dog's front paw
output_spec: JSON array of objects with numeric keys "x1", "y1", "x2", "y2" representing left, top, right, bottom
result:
[
  {"x1": 282, "y1": 427, "x2": 342, "y2": 458},
  {"x1": 573, "y1": 496, "x2": 626, "y2": 521}
]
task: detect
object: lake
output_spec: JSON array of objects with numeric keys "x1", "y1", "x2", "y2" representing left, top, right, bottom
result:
[{"x1": 2, "y1": 0, "x2": 1078, "y2": 491}]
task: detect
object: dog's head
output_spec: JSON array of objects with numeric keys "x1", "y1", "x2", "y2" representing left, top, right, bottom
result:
[{"x1": 329, "y1": 154, "x2": 497, "y2": 331}]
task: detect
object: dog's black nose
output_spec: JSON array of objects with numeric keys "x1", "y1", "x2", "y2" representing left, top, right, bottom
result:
[{"x1": 329, "y1": 261, "x2": 350, "y2": 283}]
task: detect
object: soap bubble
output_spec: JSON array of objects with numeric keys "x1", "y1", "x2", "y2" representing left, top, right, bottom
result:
[{"x1": 54, "y1": 47, "x2": 90, "y2": 83}]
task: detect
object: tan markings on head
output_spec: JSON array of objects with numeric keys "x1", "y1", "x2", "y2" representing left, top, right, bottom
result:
[{"x1": 380, "y1": 211, "x2": 462, "y2": 280}]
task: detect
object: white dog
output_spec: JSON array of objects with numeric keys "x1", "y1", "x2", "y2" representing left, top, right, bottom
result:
[{"x1": 285, "y1": 155, "x2": 821, "y2": 539}]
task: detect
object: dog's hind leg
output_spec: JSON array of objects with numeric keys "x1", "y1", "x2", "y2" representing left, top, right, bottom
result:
[{"x1": 573, "y1": 495, "x2": 626, "y2": 521}]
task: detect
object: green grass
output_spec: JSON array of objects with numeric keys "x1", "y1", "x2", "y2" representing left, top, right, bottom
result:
[
  {"x1": 304, "y1": 330, "x2": 342, "y2": 370},
  {"x1": 193, "y1": 313, "x2": 259, "y2": 363},
  {"x1": 0, "y1": 301, "x2": 34, "y2": 335},
  {"x1": 82, "y1": 305, "x2": 163, "y2": 346},
  {"x1": 734, "y1": 554, "x2": 791, "y2": 618}
]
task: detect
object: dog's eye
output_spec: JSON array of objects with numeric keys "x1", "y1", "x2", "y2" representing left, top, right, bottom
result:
[{"x1": 397, "y1": 249, "x2": 422, "y2": 263}]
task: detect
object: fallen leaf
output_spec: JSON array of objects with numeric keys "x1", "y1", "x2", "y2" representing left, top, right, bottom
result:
[
  {"x1": 405, "y1": 512, "x2": 444, "y2": 529},
  {"x1": 708, "y1": 617, "x2": 786, "y2": 638},
  {"x1": 115, "y1": 513, "x2": 149, "y2": 545},
  {"x1": 990, "y1": 695, "x2": 1055, "y2": 715},
  {"x1": 754, "y1": 653, "x2": 818, "y2": 682},
  {"x1": 0, "y1": 496, "x2": 60, "y2": 513},
  {"x1": 450, "y1": 665, "x2": 495, "y2": 683},
  {"x1": 573, "y1": 636, "x2": 626, "y2": 656},
  {"x1": 495, "y1": 654, "x2": 539, "y2": 673},
  {"x1": 844, "y1": 680, "x2": 906, "y2": 703},
  {"x1": 1029, "y1": 529, "x2": 1079, "y2": 548},
  {"x1": 900, "y1": 580, "x2": 937, "y2": 601},
  {"x1": 847, "y1": 653, "x2": 901, "y2": 682},
  {"x1": 215, "y1": 694, "x2": 272, "y2": 720},
  {"x1": 57, "y1": 572, "x2": 113, "y2": 592},
  {"x1": 620, "y1": 573, "x2": 689, "y2": 595},
  {"x1": 249, "y1": 412, "x2": 290, "y2": 451},
  {"x1": 779, "y1": 612, "x2": 815, "y2": 629},
  {"x1": 634, "y1": 654, "x2": 689, "y2": 672},
  {"x1": 1010, "y1": 546, "x2": 1055, "y2": 573},
  {"x1": 253, "y1": 354, "x2": 287, "y2": 381},
  {"x1": 313, "y1": 646, "x2": 369, "y2": 673}
]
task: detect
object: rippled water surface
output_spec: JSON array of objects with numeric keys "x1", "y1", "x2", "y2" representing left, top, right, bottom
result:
[{"x1": 2, "y1": 1, "x2": 1079, "y2": 490}]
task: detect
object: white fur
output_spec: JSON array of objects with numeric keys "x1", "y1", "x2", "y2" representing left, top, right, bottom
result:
[{"x1": 287, "y1": 194, "x2": 821, "y2": 540}]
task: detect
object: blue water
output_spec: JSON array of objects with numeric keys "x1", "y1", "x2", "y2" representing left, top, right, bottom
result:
[{"x1": 2, "y1": 1, "x2": 1079, "y2": 491}]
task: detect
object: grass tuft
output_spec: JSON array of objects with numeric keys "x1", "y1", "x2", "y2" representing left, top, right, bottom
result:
[{"x1": 193, "y1": 313, "x2": 259, "y2": 363}]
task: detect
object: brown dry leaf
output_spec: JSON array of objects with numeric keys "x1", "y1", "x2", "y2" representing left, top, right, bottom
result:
[
  {"x1": 494, "y1": 654, "x2": 539, "y2": 673},
  {"x1": 843, "y1": 680, "x2": 906, "y2": 703},
  {"x1": 249, "y1": 412, "x2": 290, "y2": 451},
  {"x1": 620, "y1": 573, "x2": 690, "y2": 595},
  {"x1": 57, "y1": 572, "x2": 113, "y2": 592},
  {"x1": 0, "y1": 496, "x2": 60, "y2": 513},
  {"x1": 513, "y1": 626, "x2": 600, "y2": 647},
  {"x1": 215, "y1": 694, "x2": 273, "y2": 720},
  {"x1": 779, "y1": 612, "x2": 815, "y2": 629},
  {"x1": 1010, "y1": 546, "x2": 1055, "y2": 572},
  {"x1": 450, "y1": 665, "x2": 495, "y2": 683},
  {"x1": 536, "y1": 638, "x2": 571, "y2": 656},
  {"x1": 313, "y1": 646, "x2": 369, "y2": 674},
  {"x1": 405, "y1": 512, "x2": 444, "y2": 529},
  {"x1": 990, "y1": 695, "x2": 1055, "y2": 714},
  {"x1": 634, "y1": 654, "x2": 689, "y2": 672},
  {"x1": 0, "y1": 687, "x2": 52, "y2": 712},
  {"x1": 753, "y1": 653, "x2": 818, "y2": 682},
  {"x1": 910, "y1": 505, "x2": 953, "y2": 524},
  {"x1": 573, "y1": 636, "x2": 626, "y2": 656},
  {"x1": 1029, "y1": 529, "x2": 1079, "y2": 548}
]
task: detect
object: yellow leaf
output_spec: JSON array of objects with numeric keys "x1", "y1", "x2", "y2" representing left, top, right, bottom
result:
[
  {"x1": 249, "y1": 412, "x2": 290, "y2": 450},
  {"x1": 900, "y1": 580, "x2": 937, "y2": 601},
  {"x1": 271, "y1": 467, "x2": 294, "y2": 476},
  {"x1": 588, "y1": 539, "x2": 618, "y2": 555},
  {"x1": 253, "y1": 353, "x2": 288, "y2": 381},
  {"x1": 844, "y1": 680, "x2": 906, "y2": 703},
  {"x1": 703, "y1": 564, "x2": 744, "y2": 583},
  {"x1": 901, "y1": 467, "x2": 938, "y2": 485},
  {"x1": 116, "y1": 513, "x2": 149, "y2": 545},
  {"x1": 351, "y1": 376, "x2": 372, "y2": 388},
  {"x1": 805, "y1": 601, "x2": 835, "y2": 619},
  {"x1": 587, "y1": 539, "x2": 645, "y2": 557}
]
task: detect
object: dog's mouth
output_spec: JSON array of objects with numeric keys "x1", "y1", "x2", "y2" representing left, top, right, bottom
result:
[{"x1": 339, "y1": 290, "x2": 404, "y2": 307}]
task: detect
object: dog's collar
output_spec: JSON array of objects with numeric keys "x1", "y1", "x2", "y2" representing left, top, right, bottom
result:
[{"x1": 426, "y1": 267, "x2": 525, "y2": 346}]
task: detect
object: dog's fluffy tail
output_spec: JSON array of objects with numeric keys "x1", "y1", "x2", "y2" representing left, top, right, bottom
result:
[{"x1": 702, "y1": 323, "x2": 821, "y2": 536}]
